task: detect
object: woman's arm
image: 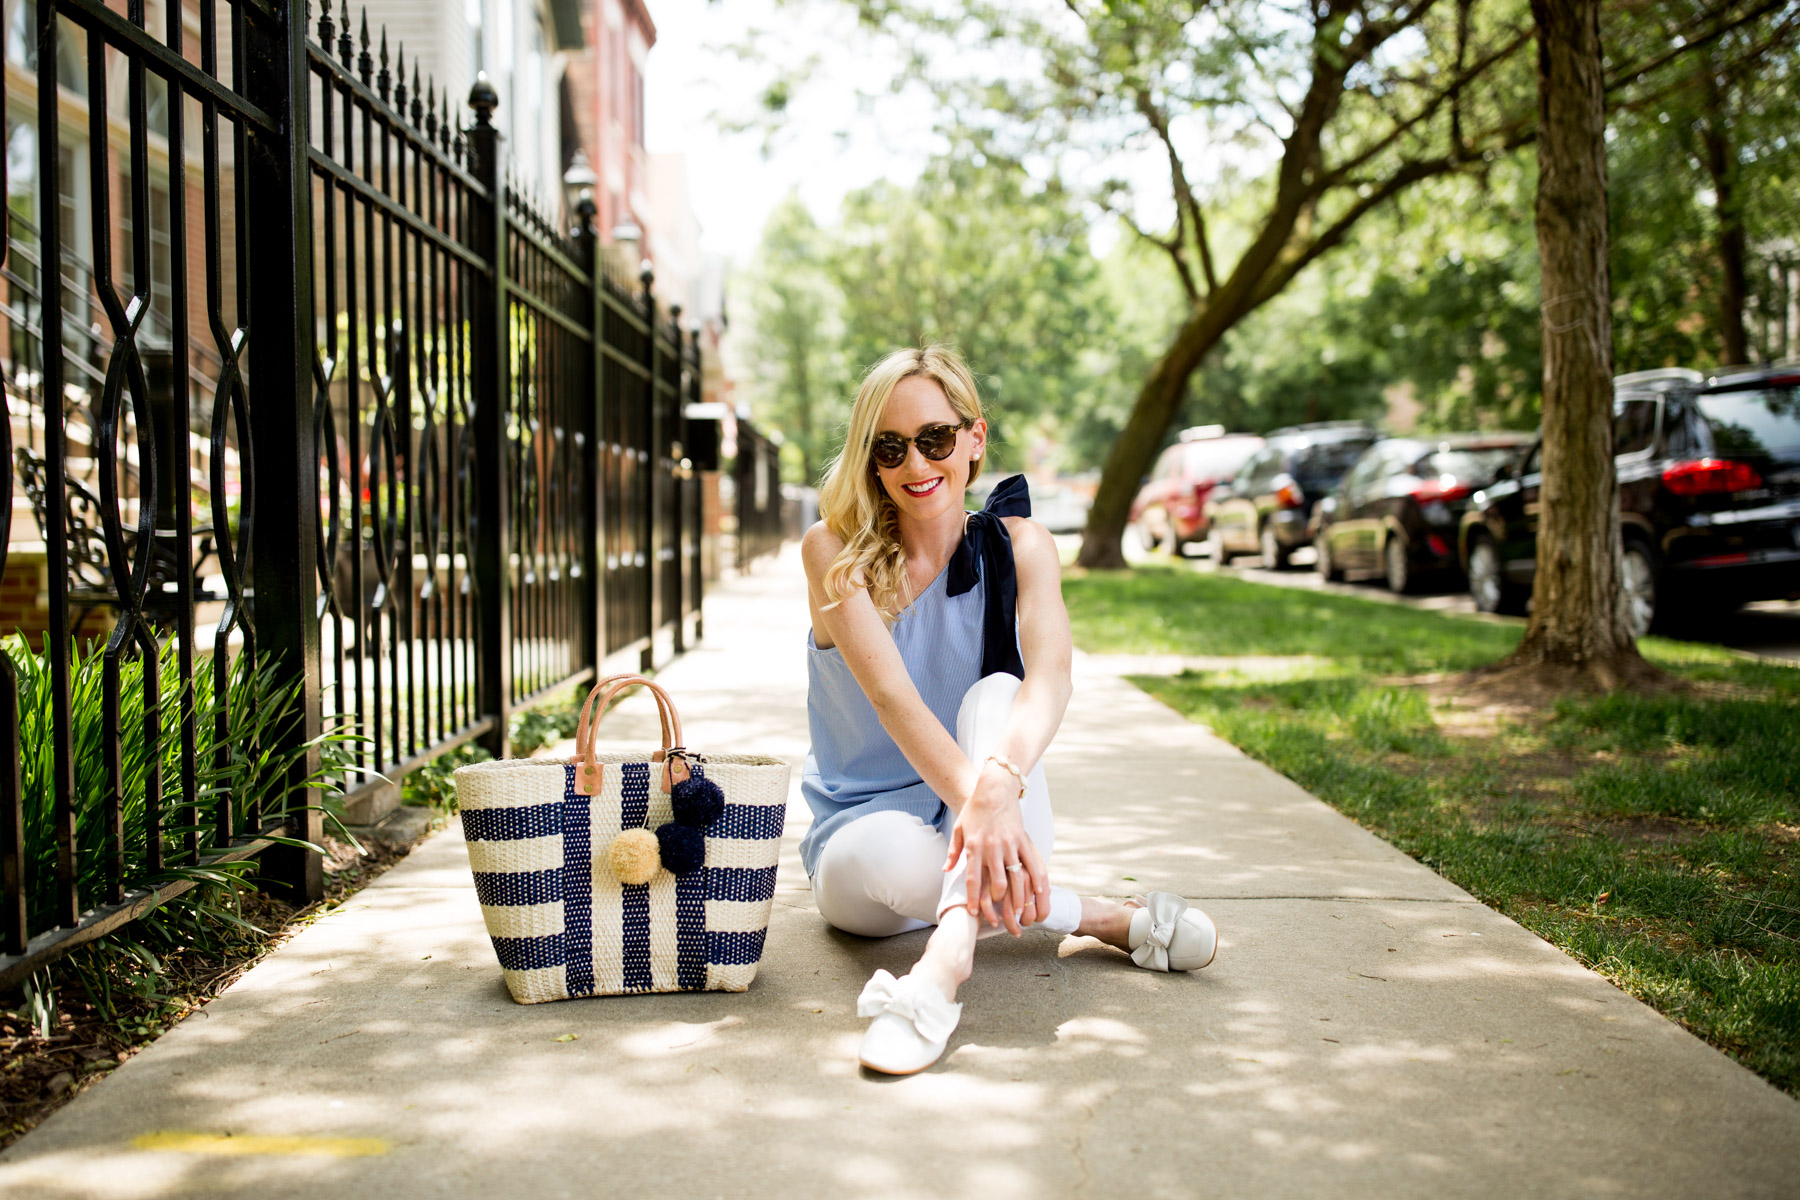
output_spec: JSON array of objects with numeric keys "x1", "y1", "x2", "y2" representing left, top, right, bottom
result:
[
  {"x1": 975, "y1": 516, "x2": 1073, "y2": 777},
  {"x1": 802, "y1": 524, "x2": 984, "y2": 816},
  {"x1": 942, "y1": 516, "x2": 1071, "y2": 931}
]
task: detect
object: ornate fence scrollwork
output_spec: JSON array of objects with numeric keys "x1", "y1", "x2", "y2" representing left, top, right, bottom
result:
[
  {"x1": 0, "y1": 0, "x2": 711, "y2": 985},
  {"x1": 307, "y1": 0, "x2": 497, "y2": 814},
  {"x1": 0, "y1": 0, "x2": 281, "y2": 962}
]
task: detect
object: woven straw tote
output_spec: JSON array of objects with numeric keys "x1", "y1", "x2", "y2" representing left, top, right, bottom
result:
[{"x1": 457, "y1": 674, "x2": 791, "y2": 1002}]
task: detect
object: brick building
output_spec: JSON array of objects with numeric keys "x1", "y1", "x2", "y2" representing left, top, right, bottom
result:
[{"x1": 1, "y1": 0, "x2": 719, "y2": 640}]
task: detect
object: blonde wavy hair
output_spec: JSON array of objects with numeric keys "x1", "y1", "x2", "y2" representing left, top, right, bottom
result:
[{"x1": 817, "y1": 346, "x2": 984, "y2": 621}]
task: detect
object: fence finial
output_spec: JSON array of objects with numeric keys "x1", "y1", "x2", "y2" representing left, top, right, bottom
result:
[
  {"x1": 393, "y1": 43, "x2": 408, "y2": 113},
  {"x1": 425, "y1": 80, "x2": 439, "y2": 141},
  {"x1": 469, "y1": 72, "x2": 500, "y2": 126},
  {"x1": 411, "y1": 65, "x2": 424, "y2": 127},
  {"x1": 337, "y1": 0, "x2": 353, "y2": 63},
  {"x1": 317, "y1": 0, "x2": 334, "y2": 46},
  {"x1": 440, "y1": 96, "x2": 453, "y2": 151},
  {"x1": 358, "y1": 11, "x2": 373, "y2": 86},
  {"x1": 377, "y1": 26, "x2": 391, "y2": 102}
]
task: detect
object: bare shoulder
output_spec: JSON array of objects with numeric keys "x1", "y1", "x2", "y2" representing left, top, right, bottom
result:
[
  {"x1": 1001, "y1": 515, "x2": 1060, "y2": 570},
  {"x1": 1002, "y1": 517, "x2": 1063, "y2": 592},
  {"x1": 800, "y1": 521, "x2": 844, "y2": 580}
]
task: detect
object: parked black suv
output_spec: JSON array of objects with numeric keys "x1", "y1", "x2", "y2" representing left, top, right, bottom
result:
[
  {"x1": 1311, "y1": 432, "x2": 1534, "y2": 593},
  {"x1": 1458, "y1": 366, "x2": 1800, "y2": 634},
  {"x1": 1205, "y1": 422, "x2": 1381, "y2": 568}
]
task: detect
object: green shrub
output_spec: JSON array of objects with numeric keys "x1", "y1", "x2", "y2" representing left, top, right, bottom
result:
[
  {"x1": 3, "y1": 635, "x2": 363, "y2": 1035},
  {"x1": 508, "y1": 690, "x2": 588, "y2": 757},
  {"x1": 402, "y1": 742, "x2": 492, "y2": 814}
]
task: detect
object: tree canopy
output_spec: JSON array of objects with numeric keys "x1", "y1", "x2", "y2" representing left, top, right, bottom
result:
[
  {"x1": 730, "y1": 0, "x2": 1800, "y2": 510},
  {"x1": 735, "y1": 158, "x2": 1108, "y2": 481}
]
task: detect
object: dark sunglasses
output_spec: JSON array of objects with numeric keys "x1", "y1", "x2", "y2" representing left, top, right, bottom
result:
[{"x1": 869, "y1": 420, "x2": 972, "y2": 470}]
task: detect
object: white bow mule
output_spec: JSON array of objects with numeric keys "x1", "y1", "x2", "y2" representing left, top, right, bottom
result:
[
  {"x1": 1126, "y1": 892, "x2": 1218, "y2": 972},
  {"x1": 856, "y1": 969, "x2": 963, "y2": 1075}
]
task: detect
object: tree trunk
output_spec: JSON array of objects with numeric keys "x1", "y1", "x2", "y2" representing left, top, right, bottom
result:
[
  {"x1": 1699, "y1": 62, "x2": 1749, "y2": 366},
  {"x1": 1480, "y1": 0, "x2": 1665, "y2": 696},
  {"x1": 1075, "y1": 301, "x2": 1237, "y2": 568}
]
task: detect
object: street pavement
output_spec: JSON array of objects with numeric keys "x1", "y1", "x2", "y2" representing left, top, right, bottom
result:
[{"x1": 3, "y1": 547, "x2": 1797, "y2": 1198}]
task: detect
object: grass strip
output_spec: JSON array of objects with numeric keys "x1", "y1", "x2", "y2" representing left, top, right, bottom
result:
[{"x1": 1064, "y1": 566, "x2": 1800, "y2": 1094}]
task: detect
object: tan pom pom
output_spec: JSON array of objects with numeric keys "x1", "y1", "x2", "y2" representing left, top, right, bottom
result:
[{"x1": 603, "y1": 828, "x2": 660, "y2": 886}]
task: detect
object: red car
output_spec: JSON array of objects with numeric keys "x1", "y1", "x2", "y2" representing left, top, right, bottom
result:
[{"x1": 1130, "y1": 428, "x2": 1266, "y2": 552}]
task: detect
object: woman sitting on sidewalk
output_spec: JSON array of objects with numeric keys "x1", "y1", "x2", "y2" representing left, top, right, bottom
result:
[{"x1": 800, "y1": 345, "x2": 1218, "y2": 1076}]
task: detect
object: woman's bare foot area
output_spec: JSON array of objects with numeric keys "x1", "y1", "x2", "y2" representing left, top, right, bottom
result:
[
  {"x1": 910, "y1": 908, "x2": 978, "y2": 1002},
  {"x1": 910, "y1": 895, "x2": 1149, "y2": 1000},
  {"x1": 1077, "y1": 895, "x2": 1138, "y2": 952}
]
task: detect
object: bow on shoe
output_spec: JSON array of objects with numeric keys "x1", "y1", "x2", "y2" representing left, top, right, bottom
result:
[
  {"x1": 1130, "y1": 893, "x2": 1192, "y2": 972},
  {"x1": 856, "y1": 970, "x2": 963, "y2": 1043}
]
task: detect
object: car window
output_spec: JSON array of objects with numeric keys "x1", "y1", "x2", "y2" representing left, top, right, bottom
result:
[
  {"x1": 1259, "y1": 447, "x2": 1289, "y2": 489},
  {"x1": 1662, "y1": 403, "x2": 1702, "y2": 459},
  {"x1": 1348, "y1": 443, "x2": 1405, "y2": 489},
  {"x1": 1383, "y1": 442, "x2": 1429, "y2": 479},
  {"x1": 1695, "y1": 386, "x2": 1800, "y2": 460},
  {"x1": 1152, "y1": 446, "x2": 1183, "y2": 481},
  {"x1": 1613, "y1": 397, "x2": 1661, "y2": 456},
  {"x1": 1236, "y1": 447, "x2": 1275, "y2": 490},
  {"x1": 1185, "y1": 439, "x2": 1261, "y2": 482},
  {"x1": 1290, "y1": 438, "x2": 1376, "y2": 491},
  {"x1": 1341, "y1": 448, "x2": 1381, "y2": 491},
  {"x1": 1522, "y1": 442, "x2": 1543, "y2": 476},
  {"x1": 1422, "y1": 448, "x2": 1522, "y2": 483}
]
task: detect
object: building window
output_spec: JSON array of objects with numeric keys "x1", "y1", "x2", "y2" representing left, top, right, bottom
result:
[
  {"x1": 633, "y1": 64, "x2": 644, "y2": 147},
  {"x1": 3, "y1": 118, "x2": 99, "y2": 382},
  {"x1": 466, "y1": 0, "x2": 485, "y2": 76},
  {"x1": 8, "y1": 2, "x2": 90, "y2": 99},
  {"x1": 118, "y1": 163, "x2": 175, "y2": 345}
]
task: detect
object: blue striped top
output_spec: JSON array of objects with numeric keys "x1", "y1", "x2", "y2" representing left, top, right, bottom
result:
[{"x1": 799, "y1": 561, "x2": 985, "y2": 877}]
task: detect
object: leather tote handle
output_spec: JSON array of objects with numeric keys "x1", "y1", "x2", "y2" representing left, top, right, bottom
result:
[
  {"x1": 575, "y1": 673, "x2": 673, "y2": 755},
  {"x1": 572, "y1": 675, "x2": 687, "y2": 795},
  {"x1": 582, "y1": 675, "x2": 684, "y2": 756}
]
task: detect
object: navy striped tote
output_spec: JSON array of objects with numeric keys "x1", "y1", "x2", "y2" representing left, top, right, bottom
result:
[{"x1": 456, "y1": 676, "x2": 791, "y2": 1002}]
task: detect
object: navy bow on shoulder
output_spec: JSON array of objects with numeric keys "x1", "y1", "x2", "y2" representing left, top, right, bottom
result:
[{"x1": 947, "y1": 474, "x2": 1031, "y2": 680}]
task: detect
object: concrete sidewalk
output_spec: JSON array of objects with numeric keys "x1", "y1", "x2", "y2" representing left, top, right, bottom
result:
[{"x1": 4, "y1": 548, "x2": 1798, "y2": 1199}]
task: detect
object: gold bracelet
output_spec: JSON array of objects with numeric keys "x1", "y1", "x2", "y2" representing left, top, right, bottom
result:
[{"x1": 983, "y1": 754, "x2": 1027, "y2": 799}]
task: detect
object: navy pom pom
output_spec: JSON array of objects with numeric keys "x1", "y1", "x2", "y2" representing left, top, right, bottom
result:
[
  {"x1": 671, "y1": 774, "x2": 725, "y2": 828},
  {"x1": 655, "y1": 822, "x2": 707, "y2": 877}
]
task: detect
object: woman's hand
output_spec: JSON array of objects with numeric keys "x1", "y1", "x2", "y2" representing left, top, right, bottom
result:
[{"x1": 944, "y1": 765, "x2": 1051, "y2": 935}]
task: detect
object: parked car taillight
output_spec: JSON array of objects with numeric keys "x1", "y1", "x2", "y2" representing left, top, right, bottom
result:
[
  {"x1": 1274, "y1": 482, "x2": 1304, "y2": 508},
  {"x1": 1409, "y1": 479, "x2": 1473, "y2": 503},
  {"x1": 1661, "y1": 458, "x2": 1763, "y2": 496}
]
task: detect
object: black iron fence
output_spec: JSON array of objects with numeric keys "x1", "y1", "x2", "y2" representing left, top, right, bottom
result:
[
  {"x1": 733, "y1": 420, "x2": 785, "y2": 569},
  {"x1": 0, "y1": 0, "x2": 708, "y2": 985}
]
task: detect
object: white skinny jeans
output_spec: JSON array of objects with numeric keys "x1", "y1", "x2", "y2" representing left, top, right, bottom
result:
[{"x1": 810, "y1": 673, "x2": 1083, "y2": 938}]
